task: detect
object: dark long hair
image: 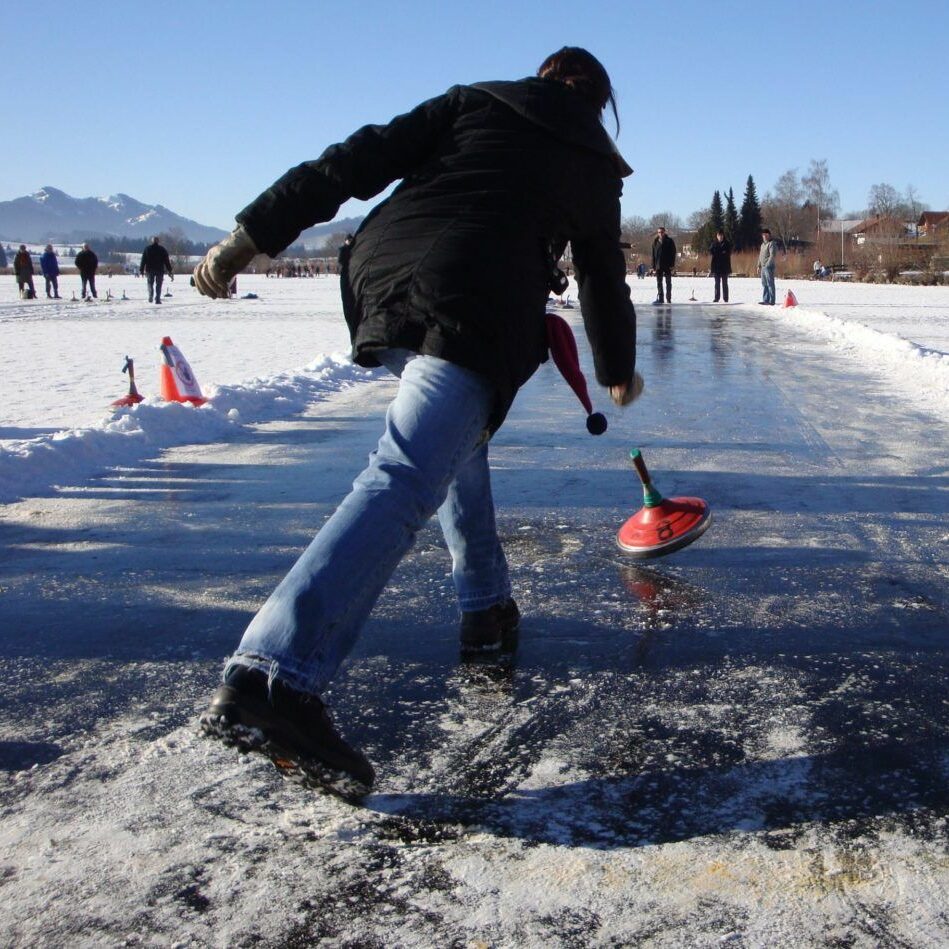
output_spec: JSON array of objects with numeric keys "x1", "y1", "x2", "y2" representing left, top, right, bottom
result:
[{"x1": 537, "y1": 46, "x2": 619, "y2": 134}]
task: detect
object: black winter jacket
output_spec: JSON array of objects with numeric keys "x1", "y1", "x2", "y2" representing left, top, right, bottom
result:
[
  {"x1": 708, "y1": 238, "x2": 732, "y2": 275},
  {"x1": 651, "y1": 235, "x2": 677, "y2": 271},
  {"x1": 14, "y1": 250, "x2": 33, "y2": 277},
  {"x1": 140, "y1": 243, "x2": 172, "y2": 275},
  {"x1": 236, "y1": 77, "x2": 636, "y2": 431},
  {"x1": 74, "y1": 249, "x2": 98, "y2": 275}
]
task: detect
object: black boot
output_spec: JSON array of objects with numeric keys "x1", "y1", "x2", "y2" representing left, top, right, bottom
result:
[
  {"x1": 199, "y1": 665, "x2": 375, "y2": 801},
  {"x1": 460, "y1": 598, "x2": 520, "y2": 657}
]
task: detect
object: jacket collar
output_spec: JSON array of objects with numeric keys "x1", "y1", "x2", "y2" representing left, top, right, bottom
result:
[{"x1": 470, "y1": 77, "x2": 633, "y2": 177}]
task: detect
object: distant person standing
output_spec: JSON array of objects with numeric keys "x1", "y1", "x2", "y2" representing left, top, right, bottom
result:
[
  {"x1": 651, "y1": 226, "x2": 676, "y2": 305},
  {"x1": 757, "y1": 227, "x2": 776, "y2": 305},
  {"x1": 13, "y1": 245, "x2": 36, "y2": 299},
  {"x1": 40, "y1": 244, "x2": 61, "y2": 298},
  {"x1": 708, "y1": 229, "x2": 731, "y2": 303},
  {"x1": 140, "y1": 236, "x2": 174, "y2": 304},
  {"x1": 75, "y1": 242, "x2": 98, "y2": 299}
]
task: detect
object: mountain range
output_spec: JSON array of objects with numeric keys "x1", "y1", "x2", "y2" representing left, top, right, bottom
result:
[
  {"x1": 0, "y1": 187, "x2": 363, "y2": 248},
  {"x1": 0, "y1": 187, "x2": 230, "y2": 244}
]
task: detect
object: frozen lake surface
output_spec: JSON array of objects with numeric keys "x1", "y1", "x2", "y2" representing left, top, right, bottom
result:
[{"x1": 0, "y1": 273, "x2": 947, "y2": 945}]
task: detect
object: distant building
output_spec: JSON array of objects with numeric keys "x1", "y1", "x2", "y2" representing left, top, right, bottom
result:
[
  {"x1": 917, "y1": 211, "x2": 949, "y2": 240},
  {"x1": 851, "y1": 216, "x2": 909, "y2": 245}
]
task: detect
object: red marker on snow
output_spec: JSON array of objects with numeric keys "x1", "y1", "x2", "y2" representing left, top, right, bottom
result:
[{"x1": 111, "y1": 356, "x2": 144, "y2": 407}]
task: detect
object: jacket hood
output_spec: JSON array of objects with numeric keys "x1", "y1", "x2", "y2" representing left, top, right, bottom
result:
[{"x1": 470, "y1": 77, "x2": 633, "y2": 177}]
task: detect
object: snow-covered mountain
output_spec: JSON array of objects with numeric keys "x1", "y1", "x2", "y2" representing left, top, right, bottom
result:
[
  {"x1": 298, "y1": 217, "x2": 366, "y2": 248},
  {"x1": 0, "y1": 187, "x2": 230, "y2": 244}
]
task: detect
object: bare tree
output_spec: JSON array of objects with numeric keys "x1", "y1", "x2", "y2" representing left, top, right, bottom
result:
[
  {"x1": 687, "y1": 209, "x2": 709, "y2": 231},
  {"x1": 620, "y1": 215, "x2": 651, "y2": 257},
  {"x1": 159, "y1": 226, "x2": 190, "y2": 270},
  {"x1": 763, "y1": 169, "x2": 808, "y2": 250},
  {"x1": 619, "y1": 213, "x2": 684, "y2": 262},
  {"x1": 903, "y1": 185, "x2": 927, "y2": 236},
  {"x1": 867, "y1": 183, "x2": 901, "y2": 218},
  {"x1": 648, "y1": 212, "x2": 683, "y2": 232},
  {"x1": 801, "y1": 159, "x2": 839, "y2": 232},
  {"x1": 620, "y1": 215, "x2": 650, "y2": 239}
]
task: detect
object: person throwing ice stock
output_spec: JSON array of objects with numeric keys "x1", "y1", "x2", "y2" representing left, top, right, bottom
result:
[{"x1": 193, "y1": 46, "x2": 643, "y2": 800}]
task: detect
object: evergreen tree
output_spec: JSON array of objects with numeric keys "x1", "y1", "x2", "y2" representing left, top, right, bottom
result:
[
  {"x1": 694, "y1": 190, "x2": 725, "y2": 255},
  {"x1": 738, "y1": 175, "x2": 762, "y2": 251},
  {"x1": 0, "y1": 244, "x2": 6, "y2": 268},
  {"x1": 710, "y1": 190, "x2": 725, "y2": 233},
  {"x1": 724, "y1": 188, "x2": 739, "y2": 246}
]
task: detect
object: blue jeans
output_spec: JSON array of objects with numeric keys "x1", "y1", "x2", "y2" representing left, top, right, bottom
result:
[
  {"x1": 147, "y1": 272, "x2": 164, "y2": 302},
  {"x1": 761, "y1": 265, "x2": 776, "y2": 304},
  {"x1": 228, "y1": 349, "x2": 511, "y2": 695}
]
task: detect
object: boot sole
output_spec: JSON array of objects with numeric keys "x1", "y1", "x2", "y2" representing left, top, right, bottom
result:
[
  {"x1": 198, "y1": 699, "x2": 372, "y2": 804},
  {"x1": 459, "y1": 619, "x2": 520, "y2": 658}
]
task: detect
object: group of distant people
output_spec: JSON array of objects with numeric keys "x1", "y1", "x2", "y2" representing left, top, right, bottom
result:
[
  {"x1": 12, "y1": 224, "x2": 784, "y2": 310},
  {"x1": 629, "y1": 225, "x2": 778, "y2": 306},
  {"x1": 13, "y1": 242, "x2": 97, "y2": 299},
  {"x1": 265, "y1": 261, "x2": 333, "y2": 278},
  {"x1": 11, "y1": 236, "x2": 174, "y2": 303}
]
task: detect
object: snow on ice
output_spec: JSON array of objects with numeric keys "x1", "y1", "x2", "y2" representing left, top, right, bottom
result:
[{"x1": 0, "y1": 269, "x2": 947, "y2": 945}]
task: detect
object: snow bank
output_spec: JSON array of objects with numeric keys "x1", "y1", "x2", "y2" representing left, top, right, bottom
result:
[
  {"x1": 0, "y1": 354, "x2": 379, "y2": 504},
  {"x1": 771, "y1": 303, "x2": 949, "y2": 417}
]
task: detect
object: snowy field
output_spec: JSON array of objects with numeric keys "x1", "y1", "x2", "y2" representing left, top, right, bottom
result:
[{"x1": 1, "y1": 270, "x2": 947, "y2": 945}]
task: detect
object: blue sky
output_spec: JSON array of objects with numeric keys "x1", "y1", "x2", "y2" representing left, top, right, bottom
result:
[{"x1": 4, "y1": 0, "x2": 947, "y2": 230}]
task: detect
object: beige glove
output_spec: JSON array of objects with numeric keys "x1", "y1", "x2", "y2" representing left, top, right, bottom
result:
[
  {"x1": 193, "y1": 226, "x2": 258, "y2": 299},
  {"x1": 610, "y1": 371, "x2": 645, "y2": 407}
]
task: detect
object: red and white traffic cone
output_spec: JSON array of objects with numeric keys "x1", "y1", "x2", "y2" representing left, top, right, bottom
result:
[
  {"x1": 159, "y1": 336, "x2": 207, "y2": 405},
  {"x1": 783, "y1": 290, "x2": 798, "y2": 308}
]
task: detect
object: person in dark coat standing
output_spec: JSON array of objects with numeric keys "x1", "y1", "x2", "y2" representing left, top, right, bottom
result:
[
  {"x1": 140, "y1": 236, "x2": 174, "y2": 304},
  {"x1": 708, "y1": 229, "x2": 732, "y2": 303},
  {"x1": 651, "y1": 226, "x2": 676, "y2": 304},
  {"x1": 74, "y1": 243, "x2": 98, "y2": 299},
  {"x1": 13, "y1": 245, "x2": 36, "y2": 298},
  {"x1": 193, "y1": 47, "x2": 641, "y2": 798},
  {"x1": 40, "y1": 244, "x2": 61, "y2": 298}
]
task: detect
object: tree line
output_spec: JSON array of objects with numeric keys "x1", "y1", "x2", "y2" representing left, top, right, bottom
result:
[{"x1": 624, "y1": 159, "x2": 931, "y2": 256}]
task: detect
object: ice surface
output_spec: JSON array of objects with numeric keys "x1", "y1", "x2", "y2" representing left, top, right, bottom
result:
[{"x1": 0, "y1": 270, "x2": 947, "y2": 945}]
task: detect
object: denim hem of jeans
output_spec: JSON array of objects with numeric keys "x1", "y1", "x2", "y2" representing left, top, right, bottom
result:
[{"x1": 224, "y1": 654, "x2": 288, "y2": 694}]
